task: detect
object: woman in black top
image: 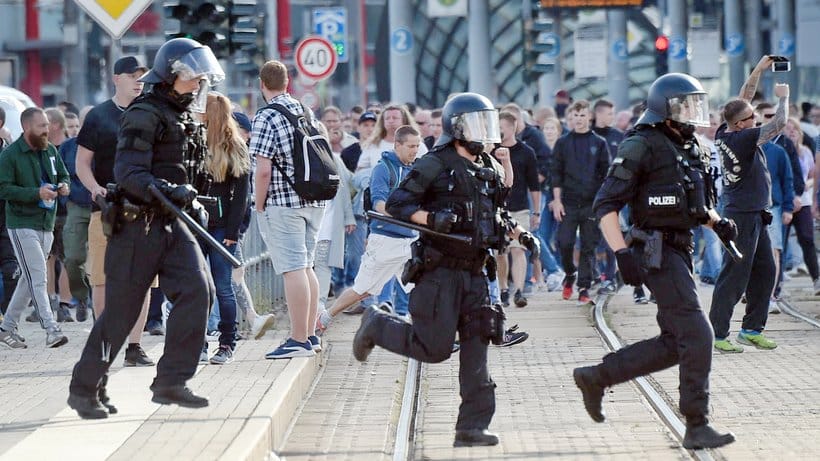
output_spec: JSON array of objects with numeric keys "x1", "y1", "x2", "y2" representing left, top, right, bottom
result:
[{"x1": 202, "y1": 92, "x2": 250, "y2": 364}]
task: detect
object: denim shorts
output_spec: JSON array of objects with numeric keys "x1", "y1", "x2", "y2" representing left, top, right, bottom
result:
[{"x1": 257, "y1": 205, "x2": 325, "y2": 274}]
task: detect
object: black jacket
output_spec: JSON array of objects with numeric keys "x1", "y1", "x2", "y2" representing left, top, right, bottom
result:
[{"x1": 551, "y1": 131, "x2": 611, "y2": 206}]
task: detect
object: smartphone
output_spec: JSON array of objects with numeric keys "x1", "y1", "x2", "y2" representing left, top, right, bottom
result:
[{"x1": 770, "y1": 55, "x2": 790, "y2": 72}]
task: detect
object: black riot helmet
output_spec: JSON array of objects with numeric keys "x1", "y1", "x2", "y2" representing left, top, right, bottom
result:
[
  {"x1": 636, "y1": 73, "x2": 710, "y2": 128},
  {"x1": 140, "y1": 38, "x2": 225, "y2": 87},
  {"x1": 436, "y1": 92, "x2": 501, "y2": 147}
]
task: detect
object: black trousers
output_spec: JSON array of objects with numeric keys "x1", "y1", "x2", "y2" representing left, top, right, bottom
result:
[
  {"x1": 598, "y1": 245, "x2": 713, "y2": 425},
  {"x1": 70, "y1": 216, "x2": 213, "y2": 398},
  {"x1": 371, "y1": 266, "x2": 495, "y2": 431},
  {"x1": 556, "y1": 203, "x2": 600, "y2": 288},
  {"x1": 709, "y1": 210, "x2": 775, "y2": 339},
  {"x1": 783, "y1": 206, "x2": 819, "y2": 281}
]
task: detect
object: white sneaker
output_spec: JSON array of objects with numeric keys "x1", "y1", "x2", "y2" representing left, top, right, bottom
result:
[
  {"x1": 768, "y1": 299, "x2": 781, "y2": 314},
  {"x1": 546, "y1": 271, "x2": 564, "y2": 292},
  {"x1": 813, "y1": 278, "x2": 820, "y2": 296},
  {"x1": 250, "y1": 314, "x2": 275, "y2": 340}
]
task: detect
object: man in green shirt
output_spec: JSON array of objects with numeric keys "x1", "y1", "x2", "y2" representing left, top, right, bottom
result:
[{"x1": 0, "y1": 107, "x2": 70, "y2": 348}]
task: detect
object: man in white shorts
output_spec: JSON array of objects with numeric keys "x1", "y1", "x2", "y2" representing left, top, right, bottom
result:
[{"x1": 317, "y1": 126, "x2": 421, "y2": 332}]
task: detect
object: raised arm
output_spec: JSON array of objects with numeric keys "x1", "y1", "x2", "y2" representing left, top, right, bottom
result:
[
  {"x1": 739, "y1": 56, "x2": 774, "y2": 102},
  {"x1": 757, "y1": 83, "x2": 789, "y2": 146}
]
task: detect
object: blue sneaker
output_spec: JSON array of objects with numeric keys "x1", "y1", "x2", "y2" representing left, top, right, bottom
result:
[
  {"x1": 265, "y1": 338, "x2": 316, "y2": 359},
  {"x1": 308, "y1": 335, "x2": 322, "y2": 352}
]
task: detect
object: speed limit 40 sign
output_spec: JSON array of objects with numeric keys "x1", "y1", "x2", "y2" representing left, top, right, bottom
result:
[{"x1": 295, "y1": 35, "x2": 338, "y2": 81}]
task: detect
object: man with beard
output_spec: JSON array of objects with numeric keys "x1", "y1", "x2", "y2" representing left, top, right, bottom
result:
[
  {"x1": 68, "y1": 38, "x2": 222, "y2": 418},
  {"x1": 0, "y1": 107, "x2": 70, "y2": 349}
]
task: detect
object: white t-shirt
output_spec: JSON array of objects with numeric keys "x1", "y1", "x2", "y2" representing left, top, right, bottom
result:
[
  {"x1": 797, "y1": 144, "x2": 815, "y2": 207},
  {"x1": 316, "y1": 197, "x2": 337, "y2": 241},
  {"x1": 356, "y1": 138, "x2": 428, "y2": 171}
]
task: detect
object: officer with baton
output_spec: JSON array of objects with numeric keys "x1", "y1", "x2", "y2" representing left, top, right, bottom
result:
[{"x1": 68, "y1": 38, "x2": 223, "y2": 419}]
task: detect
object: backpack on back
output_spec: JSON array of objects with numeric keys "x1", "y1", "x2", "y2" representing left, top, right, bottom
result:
[
  {"x1": 363, "y1": 156, "x2": 399, "y2": 213},
  {"x1": 264, "y1": 103, "x2": 339, "y2": 201}
]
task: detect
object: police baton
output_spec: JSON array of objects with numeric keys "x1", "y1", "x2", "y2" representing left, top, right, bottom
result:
[
  {"x1": 719, "y1": 239, "x2": 744, "y2": 262},
  {"x1": 366, "y1": 211, "x2": 473, "y2": 244},
  {"x1": 148, "y1": 184, "x2": 242, "y2": 268}
]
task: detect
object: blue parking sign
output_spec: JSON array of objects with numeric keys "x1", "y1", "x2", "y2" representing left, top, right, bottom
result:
[{"x1": 313, "y1": 7, "x2": 348, "y2": 63}]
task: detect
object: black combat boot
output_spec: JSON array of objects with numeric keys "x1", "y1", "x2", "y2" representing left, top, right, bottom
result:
[
  {"x1": 67, "y1": 393, "x2": 109, "y2": 420},
  {"x1": 150, "y1": 384, "x2": 209, "y2": 408},
  {"x1": 573, "y1": 366, "x2": 606, "y2": 422},
  {"x1": 352, "y1": 306, "x2": 381, "y2": 362},
  {"x1": 683, "y1": 423, "x2": 735, "y2": 449},
  {"x1": 98, "y1": 375, "x2": 118, "y2": 414},
  {"x1": 453, "y1": 429, "x2": 500, "y2": 447}
]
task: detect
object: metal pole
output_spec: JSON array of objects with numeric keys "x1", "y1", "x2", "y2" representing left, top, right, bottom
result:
[
  {"x1": 468, "y1": 0, "x2": 493, "y2": 98},
  {"x1": 537, "y1": 11, "x2": 560, "y2": 109},
  {"x1": 746, "y1": 0, "x2": 767, "y2": 97},
  {"x1": 668, "y1": 0, "x2": 688, "y2": 73},
  {"x1": 266, "y1": 0, "x2": 278, "y2": 60},
  {"x1": 65, "y1": 1, "x2": 88, "y2": 106},
  {"x1": 388, "y1": 0, "x2": 416, "y2": 103},
  {"x1": 607, "y1": 10, "x2": 629, "y2": 110},
  {"x1": 774, "y1": 0, "x2": 798, "y2": 91},
  {"x1": 724, "y1": 0, "x2": 745, "y2": 96}
]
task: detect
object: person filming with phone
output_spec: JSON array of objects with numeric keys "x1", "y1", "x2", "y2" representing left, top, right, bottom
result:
[{"x1": 709, "y1": 55, "x2": 790, "y2": 353}]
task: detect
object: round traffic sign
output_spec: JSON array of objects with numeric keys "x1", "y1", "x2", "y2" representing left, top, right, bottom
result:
[{"x1": 295, "y1": 35, "x2": 338, "y2": 81}]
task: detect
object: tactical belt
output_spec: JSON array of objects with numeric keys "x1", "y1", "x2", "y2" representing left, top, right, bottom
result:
[
  {"x1": 424, "y1": 245, "x2": 486, "y2": 275},
  {"x1": 661, "y1": 230, "x2": 694, "y2": 253}
]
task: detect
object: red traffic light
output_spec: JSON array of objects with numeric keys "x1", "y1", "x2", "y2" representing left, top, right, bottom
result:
[{"x1": 655, "y1": 35, "x2": 669, "y2": 52}]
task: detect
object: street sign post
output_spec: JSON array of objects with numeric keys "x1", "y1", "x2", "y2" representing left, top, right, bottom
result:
[
  {"x1": 73, "y1": 0, "x2": 153, "y2": 39},
  {"x1": 313, "y1": 7, "x2": 349, "y2": 63},
  {"x1": 294, "y1": 35, "x2": 338, "y2": 81}
]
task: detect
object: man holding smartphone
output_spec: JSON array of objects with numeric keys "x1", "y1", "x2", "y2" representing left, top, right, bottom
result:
[{"x1": 0, "y1": 108, "x2": 70, "y2": 349}]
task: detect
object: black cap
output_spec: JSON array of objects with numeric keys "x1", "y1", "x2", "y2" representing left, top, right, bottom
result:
[
  {"x1": 114, "y1": 56, "x2": 148, "y2": 75},
  {"x1": 359, "y1": 111, "x2": 377, "y2": 123},
  {"x1": 233, "y1": 112, "x2": 252, "y2": 132}
]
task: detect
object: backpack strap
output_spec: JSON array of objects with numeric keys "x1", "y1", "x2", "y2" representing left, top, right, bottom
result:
[{"x1": 258, "y1": 103, "x2": 304, "y2": 193}]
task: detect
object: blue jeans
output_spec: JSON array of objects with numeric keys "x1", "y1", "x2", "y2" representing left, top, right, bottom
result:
[
  {"x1": 332, "y1": 215, "x2": 366, "y2": 293},
  {"x1": 694, "y1": 225, "x2": 722, "y2": 280},
  {"x1": 537, "y1": 191, "x2": 561, "y2": 272},
  {"x1": 201, "y1": 227, "x2": 238, "y2": 348},
  {"x1": 377, "y1": 276, "x2": 409, "y2": 316}
]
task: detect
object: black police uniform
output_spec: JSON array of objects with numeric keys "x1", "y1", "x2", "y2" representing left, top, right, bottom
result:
[
  {"x1": 358, "y1": 143, "x2": 510, "y2": 437},
  {"x1": 69, "y1": 88, "x2": 214, "y2": 403},
  {"x1": 586, "y1": 124, "x2": 715, "y2": 426}
]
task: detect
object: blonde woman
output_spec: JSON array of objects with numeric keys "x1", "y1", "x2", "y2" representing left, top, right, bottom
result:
[{"x1": 201, "y1": 93, "x2": 251, "y2": 364}]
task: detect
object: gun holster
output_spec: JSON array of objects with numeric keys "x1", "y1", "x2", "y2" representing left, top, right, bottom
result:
[
  {"x1": 458, "y1": 303, "x2": 506, "y2": 345},
  {"x1": 626, "y1": 228, "x2": 663, "y2": 270},
  {"x1": 95, "y1": 194, "x2": 121, "y2": 238},
  {"x1": 401, "y1": 240, "x2": 425, "y2": 285}
]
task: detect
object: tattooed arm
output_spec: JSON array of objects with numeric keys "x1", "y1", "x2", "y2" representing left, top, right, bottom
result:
[
  {"x1": 757, "y1": 84, "x2": 790, "y2": 146},
  {"x1": 739, "y1": 56, "x2": 774, "y2": 102}
]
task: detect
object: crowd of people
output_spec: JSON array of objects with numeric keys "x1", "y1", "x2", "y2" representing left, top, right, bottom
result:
[{"x1": 0, "y1": 42, "x2": 817, "y2": 447}]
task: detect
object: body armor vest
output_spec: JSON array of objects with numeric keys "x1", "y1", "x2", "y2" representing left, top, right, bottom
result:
[
  {"x1": 128, "y1": 92, "x2": 192, "y2": 186},
  {"x1": 423, "y1": 147, "x2": 508, "y2": 254},
  {"x1": 630, "y1": 128, "x2": 710, "y2": 231}
]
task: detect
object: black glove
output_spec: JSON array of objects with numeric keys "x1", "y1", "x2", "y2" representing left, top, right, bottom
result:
[
  {"x1": 713, "y1": 218, "x2": 738, "y2": 243},
  {"x1": 518, "y1": 231, "x2": 541, "y2": 261},
  {"x1": 189, "y1": 200, "x2": 209, "y2": 228},
  {"x1": 615, "y1": 248, "x2": 643, "y2": 287},
  {"x1": 427, "y1": 210, "x2": 458, "y2": 233},
  {"x1": 155, "y1": 179, "x2": 198, "y2": 208}
]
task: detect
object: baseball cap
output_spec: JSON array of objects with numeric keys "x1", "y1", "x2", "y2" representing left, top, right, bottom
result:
[
  {"x1": 555, "y1": 89, "x2": 570, "y2": 99},
  {"x1": 232, "y1": 111, "x2": 252, "y2": 132},
  {"x1": 359, "y1": 111, "x2": 377, "y2": 123},
  {"x1": 114, "y1": 56, "x2": 148, "y2": 75}
]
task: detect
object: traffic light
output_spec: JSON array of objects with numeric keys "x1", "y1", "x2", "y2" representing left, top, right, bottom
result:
[
  {"x1": 655, "y1": 34, "x2": 669, "y2": 76},
  {"x1": 523, "y1": 16, "x2": 557, "y2": 83},
  {"x1": 164, "y1": 1, "x2": 230, "y2": 58},
  {"x1": 228, "y1": 0, "x2": 259, "y2": 54}
]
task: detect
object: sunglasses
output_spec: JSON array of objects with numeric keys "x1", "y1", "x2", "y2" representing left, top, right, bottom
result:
[
  {"x1": 737, "y1": 113, "x2": 755, "y2": 123},
  {"x1": 762, "y1": 113, "x2": 775, "y2": 119}
]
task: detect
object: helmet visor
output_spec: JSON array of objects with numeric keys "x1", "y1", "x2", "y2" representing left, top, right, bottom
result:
[
  {"x1": 171, "y1": 46, "x2": 226, "y2": 86},
  {"x1": 667, "y1": 93, "x2": 709, "y2": 127},
  {"x1": 455, "y1": 110, "x2": 501, "y2": 144}
]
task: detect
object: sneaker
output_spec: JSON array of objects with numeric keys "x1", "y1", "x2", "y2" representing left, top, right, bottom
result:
[
  {"x1": 250, "y1": 314, "x2": 275, "y2": 339},
  {"x1": 148, "y1": 323, "x2": 165, "y2": 336},
  {"x1": 46, "y1": 329, "x2": 68, "y2": 348},
  {"x1": 546, "y1": 271, "x2": 564, "y2": 292},
  {"x1": 205, "y1": 329, "x2": 221, "y2": 341},
  {"x1": 451, "y1": 341, "x2": 460, "y2": 353},
  {"x1": 265, "y1": 338, "x2": 315, "y2": 359},
  {"x1": 768, "y1": 299, "x2": 781, "y2": 314},
  {"x1": 562, "y1": 274, "x2": 576, "y2": 300},
  {"x1": 25, "y1": 309, "x2": 40, "y2": 323},
  {"x1": 124, "y1": 345, "x2": 155, "y2": 367},
  {"x1": 308, "y1": 335, "x2": 322, "y2": 352},
  {"x1": 736, "y1": 331, "x2": 777, "y2": 350},
  {"x1": 713, "y1": 338, "x2": 744, "y2": 353},
  {"x1": 699, "y1": 276, "x2": 716, "y2": 286},
  {"x1": 315, "y1": 310, "x2": 332, "y2": 337},
  {"x1": 56, "y1": 302, "x2": 74, "y2": 323},
  {"x1": 814, "y1": 278, "x2": 820, "y2": 296},
  {"x1": 500, "y1": 289, "x2": 510, "y2": 306},
  {"x1": 513, "y1": 289, "x2": 528, "y2": 308},
  {"x1": 500, "y1": 324, "x2": 529, "y2": 347},
  {"x1": 578, "y1": 289, "x2": 593, "y2": 305},
  {"x1": 75, "y1": 300, "x2": 89, "y2": 322},
  {"x1": 781, "y1": 271, "x2": 792, "y2": 282},
  {"x1": 11, "y1": 330, "x2": 25, "y2": 343},
  {"x1": 67, "y1": 393, "x2": 109, "y2": 420},
  {"x1": 209, "y1": 345, "x2": 234, "y2": 365},
  {"x1": 342, "y1": 303, "x2": 365, "y2": 315},
  {"x1": 522, "y1": 283, "x2": 534, "y2": 295},
  {"x1": 633, "y1": 288, "x2": 648, "y2": 304},
  {"x1": 200, "y1": 346, "x2": 209, "y2": 363},
  {"x1": 597, "y1": 280, "x2": 616, "y2": 295},
  {"x1": 0, "y1": 329, "x2": 27, "y2": 349}
]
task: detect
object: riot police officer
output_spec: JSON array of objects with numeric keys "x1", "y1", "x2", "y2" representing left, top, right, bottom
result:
[
  {"x1": 572, "y1": 74, "x2": 737, "y2": 449},
  {"x1": 68, "y1": 38, "x2": 222, "y2": 419},
  {"x1": 352, "y1": 93, "x2": 539, "y2": 447}
]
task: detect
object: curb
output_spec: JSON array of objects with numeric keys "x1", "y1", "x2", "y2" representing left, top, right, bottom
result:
[{"x1": 220, "y1": 354, "x2": 321, "y2": 461}]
